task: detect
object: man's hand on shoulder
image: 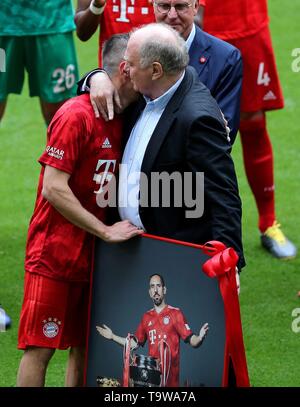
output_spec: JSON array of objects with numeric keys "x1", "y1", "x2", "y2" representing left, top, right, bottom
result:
[{"x1": 90, "y1": 72, "x2": 121, "y2": 120}]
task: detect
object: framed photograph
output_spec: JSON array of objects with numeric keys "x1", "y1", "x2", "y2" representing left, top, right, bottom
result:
[{"x1": 85, "y1": 234, "x2": 249, "y2": 387}]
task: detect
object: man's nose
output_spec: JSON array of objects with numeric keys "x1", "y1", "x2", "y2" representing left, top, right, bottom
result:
[{"x1": 167, "y1": 6, "x2": 179, "y2": 18}]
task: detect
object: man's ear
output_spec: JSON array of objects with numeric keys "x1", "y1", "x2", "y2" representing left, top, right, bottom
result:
[
  {"x1": 193, "y1": 0, "x2": 199, "y2": 15},
  {"x1": 152, "y1": 62, "x2": 163, "y2": 80},
  {"x1": 163, "y1": 286, "x2": 167, "y2": 295},
  {"x1": 119, "y1": 60, "x2": 130, "y2": 79}
]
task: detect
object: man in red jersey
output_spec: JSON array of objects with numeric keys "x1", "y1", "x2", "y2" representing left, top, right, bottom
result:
[
  {"x1": 97, "y1": 274, "x2": 209, "y2": 387},
  {"x1": 201, "y1": 0, "x2": 297, "y2": 259},
  {"x1": 16, "y1": 34, "x2": 143, "y2": 387},
  {"x1": 75, "y1": 0, "x2": 206, "y2": 65}
]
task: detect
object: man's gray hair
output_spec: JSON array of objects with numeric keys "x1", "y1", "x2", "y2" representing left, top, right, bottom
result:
[
  {"x1": 102, "y1": 33, "x2": 129, "y2": 76},
  {"x1": 138, "y1": 24, "x2": 189, "y2": 75}
]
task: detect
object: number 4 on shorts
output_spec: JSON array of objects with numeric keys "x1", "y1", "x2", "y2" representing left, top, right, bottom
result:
[{"x1": 257, "y1": 62, "x2": 271, "y2": 86}]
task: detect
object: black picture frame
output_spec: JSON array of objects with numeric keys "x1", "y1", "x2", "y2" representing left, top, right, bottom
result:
[{"x1": 84, "y1": 234, "x2": 239, "y2": 387}]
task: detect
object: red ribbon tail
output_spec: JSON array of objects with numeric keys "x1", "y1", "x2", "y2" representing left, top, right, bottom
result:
[{"x1": 123, "y1": 334, "x2": 131, "y2": 387}]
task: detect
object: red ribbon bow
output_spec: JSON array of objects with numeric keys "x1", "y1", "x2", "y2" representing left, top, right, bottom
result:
[{"x1": 202, "y1": 240, "x2": 239, "y2": 278}]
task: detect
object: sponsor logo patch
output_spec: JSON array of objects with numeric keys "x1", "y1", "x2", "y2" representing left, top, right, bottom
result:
[{"x1": 46, "y1": 146, "x2": 64, "y2": 160}]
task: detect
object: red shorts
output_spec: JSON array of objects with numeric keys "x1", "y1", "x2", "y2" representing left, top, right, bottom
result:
[
  {"x1": 229, "y1": 25, "x2": 284, "y2": 113},
  {"x1": 18, "y1": 273, "x2": 90, "y2": 350}
]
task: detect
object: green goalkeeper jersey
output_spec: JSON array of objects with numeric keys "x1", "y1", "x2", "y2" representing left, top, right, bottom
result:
[{"x1": 0, "y1": 0, "x2": 75, "y2": 36}]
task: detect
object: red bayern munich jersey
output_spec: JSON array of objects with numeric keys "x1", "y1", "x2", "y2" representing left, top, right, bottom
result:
[
  {"x1": 202, "y1": 0, "x2": 269, "y2": 40},
  {"x1": 98, "y1": 0, "x2": 206, "y2": 65},
  {"x1": 135, "y1": 305, "x2": 193, "y2": 387},
  {"x1": 25, "y1": 94, "x2": 122, "y2": 282}
]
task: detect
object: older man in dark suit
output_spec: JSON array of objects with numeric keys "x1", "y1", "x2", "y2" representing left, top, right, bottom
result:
[
  {"x1": 117, "y1": 23, "x2": 244, "y2": 272},
  {"x1": 78, "y1": 0, "x2": 242, "y2": 143}
]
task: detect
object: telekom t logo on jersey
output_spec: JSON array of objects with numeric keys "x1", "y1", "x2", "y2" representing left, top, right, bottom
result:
[
  {"x1": 149, "y1": 329, "x2": 157, "y2": 345},
  {"x1": 93, "y1": 159, "x2": 116, "y2": 199},
  {"x1": 112, "y1": 0, "x2": 150, "y2": 23}
]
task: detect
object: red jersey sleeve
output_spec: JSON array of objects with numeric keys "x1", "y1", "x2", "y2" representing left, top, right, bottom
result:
[
  {"x1": 173, "y1": 309, "x2": 193, "y2": 342},
  {"x1": 135, "y1": 314, "x2": 147, "y2": 346},
  {"x1": 39, "y1": 100, "x2": 90, "y2": 175}
]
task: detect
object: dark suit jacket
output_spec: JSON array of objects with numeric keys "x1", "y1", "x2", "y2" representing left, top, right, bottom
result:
[
  {"x1": 124, "y1": 67, "x2": 245, "y2": 269},
  {"x1": 189, "y1": 26, "x2": 242, "y2": 143}
]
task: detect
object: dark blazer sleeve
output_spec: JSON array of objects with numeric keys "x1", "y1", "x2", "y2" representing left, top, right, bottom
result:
[
  {"x1": 189, "y1": 28, "x2": 243, "y2": 144},
  {"x1": 76, "y1": 68, "x2": 105, "y2": 95},
  {"x1": 186, "y1": 114, "x2": 244, "y2": 269},
  {"x1": 212, "y1": 48, "x2": 242, "y2": 144}
]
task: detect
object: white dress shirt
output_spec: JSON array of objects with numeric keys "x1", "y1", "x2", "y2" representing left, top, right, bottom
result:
[
  {"x1": 185, "y1": 23, "x2": 196, "y2": 52},
  {"x1": 118, "y1": 73, "x2": 185, "y2": 228}
]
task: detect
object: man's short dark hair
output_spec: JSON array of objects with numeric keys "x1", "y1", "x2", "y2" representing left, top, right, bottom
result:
[
  {"x1": 102, "y1": 33, "x2": 129, "y2": 76},
  {"x1": 149, "y1": 273, "x2": 165, "y2": 287}
]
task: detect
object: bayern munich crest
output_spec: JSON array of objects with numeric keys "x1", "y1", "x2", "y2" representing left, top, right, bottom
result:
[
  {"x1": 42, "y1": 317, "x2": 61, "y2": 338},
  {"x1": 163, "y1": 316, "x2": 170, "y2": 325}
]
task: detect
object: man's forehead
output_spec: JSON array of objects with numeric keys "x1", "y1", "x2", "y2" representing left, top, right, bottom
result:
[
  {"x1": 150, "y1": 276, "x2": 162, "y2": 284},
  {"x1": 126, "y1": 36, "x2": 139, "y2": 52},
  {"x1": 124, "y1": 41, "x2": 135, "y2": 59}
]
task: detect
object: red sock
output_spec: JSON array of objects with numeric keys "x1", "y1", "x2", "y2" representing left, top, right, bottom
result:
[{"x1": 239, "y1": 114, "x2": 275, "y2": 233}]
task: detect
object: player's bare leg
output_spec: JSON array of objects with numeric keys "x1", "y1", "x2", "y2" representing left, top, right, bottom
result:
[
  {"x1": 0, "y1": 100, "x2": 7, "y2": 122},
  {"x1": 17, "y1": 346, "x2": 55, "y2": 387},
  {"x1": 65, "y1": 346, "x2": 85, "y2": 387},
  {"x1": 39, "y1": 99, "x2": 66, "y2": 125}
]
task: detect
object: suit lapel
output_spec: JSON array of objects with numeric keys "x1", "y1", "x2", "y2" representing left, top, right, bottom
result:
[
  {"x1": 141, "y1": 68, "x2": 194, "y2": 175},
  {"x1": 188, "y1": 26, "x2": 211, "y2": 78}
]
